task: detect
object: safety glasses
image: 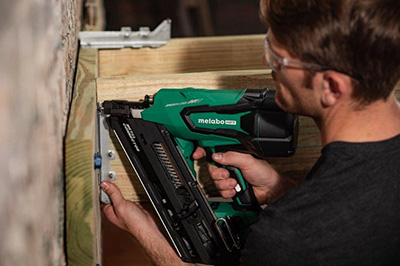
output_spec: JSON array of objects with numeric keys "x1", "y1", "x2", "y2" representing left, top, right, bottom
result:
[{"x1": 264, "y1": 37, "x2": 363, "y2": 82}]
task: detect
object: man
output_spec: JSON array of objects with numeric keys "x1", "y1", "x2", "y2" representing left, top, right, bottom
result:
[{"x1": 101, "y1": 0, "x2": 400, "y2": 265}]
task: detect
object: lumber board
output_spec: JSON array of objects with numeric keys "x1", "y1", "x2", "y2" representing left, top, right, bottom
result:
[
  {"x1": 65, "y1": 48, "x2": 101, "y2": 266},
  {"x1": 98, "y1": 35, "x2": 265, "y2": 77},
  {"x1": 96, "y1": 69, "x2": 321, "y2": 201},
  {"x1": 97, "y1": 69, "x2": 274, "y2": 102}
]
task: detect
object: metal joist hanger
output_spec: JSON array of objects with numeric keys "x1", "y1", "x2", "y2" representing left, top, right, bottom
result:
[{"x1": 79, "y1": 19, "x2": 171, "y2": 49}]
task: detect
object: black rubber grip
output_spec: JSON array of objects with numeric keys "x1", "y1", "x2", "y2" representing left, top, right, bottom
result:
[{"x1": 226, "y1": 166, "x2": 260, "y2": 212}]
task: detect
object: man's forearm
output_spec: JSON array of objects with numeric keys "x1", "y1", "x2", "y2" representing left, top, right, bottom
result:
[
  {"x1": 254, "y1": 172, "x2": 297, "y2": 205},
  {"x1": 136, "y1": 228, "x2": 193, "y2": 266},
  {"x1": 101, "y1": 181, "x2": 195, "y2": 265},
  {"x1": 267, "y1": 175, "x2": 297, "y2": 204}
]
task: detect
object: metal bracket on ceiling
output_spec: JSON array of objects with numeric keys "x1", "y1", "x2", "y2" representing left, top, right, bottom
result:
[{"x1": 79, "y1": 19, "x2": 172, "y2": 49}]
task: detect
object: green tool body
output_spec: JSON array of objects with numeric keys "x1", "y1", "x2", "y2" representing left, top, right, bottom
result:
[
  {"x1": 142, "y1": 88, "x2": 297, "y2": 213},
  {"x1": 103, "y1": 88, "x2": 298, "y2": 265}
]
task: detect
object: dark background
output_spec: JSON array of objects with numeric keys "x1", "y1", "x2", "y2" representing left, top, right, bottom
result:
[{"x1": 104, "y1": 0, "x2": 267, "y2": 37}]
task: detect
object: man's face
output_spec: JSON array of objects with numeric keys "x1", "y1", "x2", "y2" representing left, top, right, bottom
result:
[{"x1": 264, "y1": 32, "x2": 321, "y2": 118}]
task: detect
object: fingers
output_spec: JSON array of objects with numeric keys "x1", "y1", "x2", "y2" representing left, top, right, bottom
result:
[
  {"x1": 100, "y1": 181, "x2": 127, "y2": 229},
  {"x1": 208, "y1": 164, "x2": 237, "y2": 199},
  {"x1": 212, "y1": 151, "x2": 254, "y2": 170},
  {"x1": 214, "y1": 180, "x2": 237, "y2": 198},
  {"x1": 101, "y1": 204, "x2": 124, "y2": 228},
  {"x1": 192, "y1": 147, "x2": 206, "y2": 160},
  {"x1": 208, "y1": 164, "x2": 229, "y2": 180},
  {"x1": 100, "y1": 181, "x2": 126, "y2": 207}
]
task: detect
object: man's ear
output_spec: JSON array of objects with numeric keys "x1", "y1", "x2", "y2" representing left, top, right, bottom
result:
[{"x1": 320, "y1": 71, "x2": 349, "y2": 107}]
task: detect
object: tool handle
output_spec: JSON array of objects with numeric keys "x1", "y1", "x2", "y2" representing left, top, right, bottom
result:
[
  {"x1": 224, "y1": 165, "x2": 260, "y2": 212},
  {"x1": 204, "y1": 148, "x2": 260, "y2": 212}
]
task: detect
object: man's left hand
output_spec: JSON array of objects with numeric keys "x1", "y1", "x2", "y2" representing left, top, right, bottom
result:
[{"x1": 100, "y1": 181, "x2": 189, "y2": 266}]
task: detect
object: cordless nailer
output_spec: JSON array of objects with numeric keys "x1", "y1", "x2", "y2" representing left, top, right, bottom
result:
[{"x1": 101, "y1": 88, "x2": 298, "y2": 266}]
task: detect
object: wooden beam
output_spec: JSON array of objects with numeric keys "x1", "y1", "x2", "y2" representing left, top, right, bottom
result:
[
  {"x1": 96, "y1": 69, "x2": 320, "y2": 201},
  {"x1": 98, "y1": 35, "x2": 265, "y2": 77},
  {"x1": 65, "y1": 48, "x2": 101, "y2": 266},
  {"x1": 97, "y1": 69, "x2": 274, "y2": 102}
]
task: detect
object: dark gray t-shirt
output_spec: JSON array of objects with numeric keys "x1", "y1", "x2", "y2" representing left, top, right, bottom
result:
[{"x1": 242, "y1": 134, "x2": 400, "y2": 266}]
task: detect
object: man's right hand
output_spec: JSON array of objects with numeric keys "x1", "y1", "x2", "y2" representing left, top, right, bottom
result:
[{"x1": 192, "y1": 148, "x2": 296, "y2": 205}]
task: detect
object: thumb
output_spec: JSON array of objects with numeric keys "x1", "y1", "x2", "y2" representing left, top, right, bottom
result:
[
  {"x1": 100, "y1": 181, "x2": 126, "y2": 206},
  {"x1": 212, "y1": 151, "x2": 254, "y2": 170}
]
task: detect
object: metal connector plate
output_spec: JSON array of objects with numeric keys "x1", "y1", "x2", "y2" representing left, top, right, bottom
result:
[
  {"x1": 79, "y1": 19, "x2": 171, "y2": 49},
  {"x1": 97, "y1": 104, "x2": 116, "y2": 204}
]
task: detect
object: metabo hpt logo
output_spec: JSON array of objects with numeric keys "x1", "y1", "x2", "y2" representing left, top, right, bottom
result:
[{"x1": 197, "y1": 118, "x2": 237, "y2": 126}]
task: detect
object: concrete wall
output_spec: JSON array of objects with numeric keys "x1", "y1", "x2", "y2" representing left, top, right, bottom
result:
[{"x1": 0, "y1": 0, "x2": 81, "y2": 265}]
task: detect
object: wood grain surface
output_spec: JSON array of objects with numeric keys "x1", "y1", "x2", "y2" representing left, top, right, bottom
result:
[
  {"x1": 97, "y1": 69, "x2": 274, "y2": 102},
  {"x1": 98, "y1": 35, "x2": 265, "y2": 77},
  {"x1": 65, "y1": 48, "x2": 101, "y2": 266}
]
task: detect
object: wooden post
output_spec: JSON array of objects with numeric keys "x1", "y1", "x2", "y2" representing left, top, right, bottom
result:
[{"x1": 65, "y1": 48, "x2": 101, "y2": 266}]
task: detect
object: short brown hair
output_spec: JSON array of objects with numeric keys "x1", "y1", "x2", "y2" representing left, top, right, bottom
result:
[{"x1": 260, "y1": 0, "x2": 400, "y2": 105}]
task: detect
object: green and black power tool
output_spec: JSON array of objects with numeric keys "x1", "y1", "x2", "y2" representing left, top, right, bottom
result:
[{"x1": 101, "y1": 88, "x2": 298, "y2": 266}]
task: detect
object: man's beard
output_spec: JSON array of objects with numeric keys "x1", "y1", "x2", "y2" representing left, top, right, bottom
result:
[{"x1": 272, "y1": 72, "x2": 315, "y2": 117}]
